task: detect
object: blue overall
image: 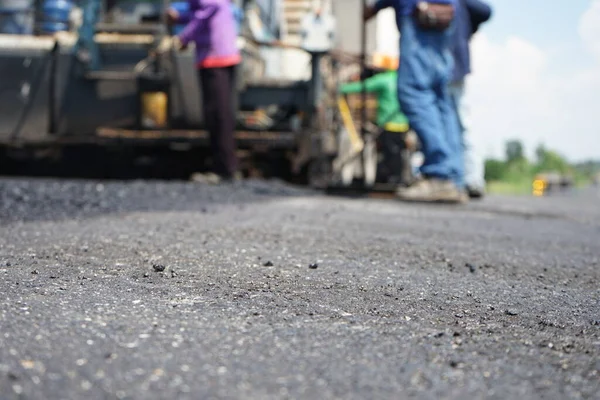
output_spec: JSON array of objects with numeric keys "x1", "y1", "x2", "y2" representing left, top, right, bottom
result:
[{"x1": 375, "y1": 0, "x2": 464, "y2": 188}]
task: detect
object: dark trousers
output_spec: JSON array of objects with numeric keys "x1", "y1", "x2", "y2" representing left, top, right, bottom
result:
[
  {"x1": 377, "y1": 130, "x2": 413, "y2": 185},
  {"x1": 199, "y1": 66, "x2": 238, "y2": 177}
]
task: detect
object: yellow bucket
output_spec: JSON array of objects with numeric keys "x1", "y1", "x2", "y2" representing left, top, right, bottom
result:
[{"x1": 140, "y1": 92, "x2": 168, "y2": 129}]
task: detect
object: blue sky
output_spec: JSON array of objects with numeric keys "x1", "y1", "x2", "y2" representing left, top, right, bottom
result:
[
  {"x1": 484, "y1": 0, "x2": 593, "y2": 69},
  {"x1": 484, "y1": 1, "x2": 588, "y2": 45},
  {"x1": 466, "y1": 0, "x2": 600, "y2": 162}
]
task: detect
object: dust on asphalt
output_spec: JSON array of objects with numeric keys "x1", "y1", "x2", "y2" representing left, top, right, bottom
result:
[{"x1": 0, "y1": 178, "x2": 599, "y2": 400}]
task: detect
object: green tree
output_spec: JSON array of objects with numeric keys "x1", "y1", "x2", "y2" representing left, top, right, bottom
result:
[
  {"x1": 535, "y1": 144, "x2": 546, "y2": 164},
  {"x1": 484, "y1": 159, "x2": 505, "y2": 181},
  {"x1": 505, "y1": 140, "x2": 525, "y2": 163},
  {"x1": 534, "y1": 145, "x2": 570, "y2": 174},
  {"x1": 485, "y1": 159, "x2": 506, "y2": 182},
  {"x1": 485, "y1": 142, "x2": 595, "y2": 193}
]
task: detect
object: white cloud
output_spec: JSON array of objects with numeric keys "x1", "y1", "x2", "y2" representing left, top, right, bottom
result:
[
  {"x1": 579, "y1": 0, "x2": 600, "y2": 61},
  {"x1": 465, "y1": 2, "x2": 600, "y2": 162}
]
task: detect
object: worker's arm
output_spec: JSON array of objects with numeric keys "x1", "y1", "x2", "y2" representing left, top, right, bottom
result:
[
  {"x1": 364, "y1": 0, "x2": 393, "y2": 20},
  {"x1": 374, "y1": 0, "x2": 394, "y2": 12},
  {"x1": 465, "y1": 0, "x2": 492, "y2": 34},
  {"x1": 176, "y1": 13, "x2": 192, "y2": 24},
  {"x1": 167, "y1": 0, "x2": 192, "y2": 24},
  {"x1": 177, "y1": 2, "x2": 220, "y2": 48},
  {"x1": 366, "y1": 0, "x2": 395, "y2": 19},
  {"x1": 339, "y1": 74, "x2": 385, "y2": 95}
]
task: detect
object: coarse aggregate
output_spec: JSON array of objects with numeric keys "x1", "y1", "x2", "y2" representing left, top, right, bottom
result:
[{"x1": 0, "y1": 178, "x2": 599, "y2": 400}]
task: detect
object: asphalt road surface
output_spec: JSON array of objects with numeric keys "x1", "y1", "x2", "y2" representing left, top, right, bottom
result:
[{"x1": 1, "y1": 178, "x2": 599, "y2": 400}]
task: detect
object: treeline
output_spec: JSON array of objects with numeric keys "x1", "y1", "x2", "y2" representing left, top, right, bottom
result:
[{"x1": 484, "y1": 140, "x2": 599, "y2": 189}]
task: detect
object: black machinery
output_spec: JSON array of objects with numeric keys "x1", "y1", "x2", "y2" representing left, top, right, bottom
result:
[{"x1": 0, "y1": 0, "x2": 413, "y2": 190}]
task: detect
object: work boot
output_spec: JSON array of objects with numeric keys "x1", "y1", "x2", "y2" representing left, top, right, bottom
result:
[
  {"x1": 190, "y1": 172, "x2": 222, "y2": 185},
  {"x1": 466, "y1": 185, "x2": 485, "y2": 199},
  {"x1": 395, "y1": 178, "x2": 467, "y2": 204},
  {"x1": 221, "y1": 171, "x2": 243, "y2": 183},
  {"x1": 190, "y1": 171, "x2": 242, "y2": 184}
]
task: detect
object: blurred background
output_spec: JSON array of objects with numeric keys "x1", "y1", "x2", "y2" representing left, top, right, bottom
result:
[
  {"x1": 0, "y1": 0, "x2": 598, "y2": 193},
  {"x1": 466, "y1": 0, "x2": 600, "y2": 193}
]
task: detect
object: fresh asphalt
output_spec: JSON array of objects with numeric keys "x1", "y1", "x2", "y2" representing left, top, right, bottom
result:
[{"x1": 1, "y1": 178, "x2": 598, "y2": 399}]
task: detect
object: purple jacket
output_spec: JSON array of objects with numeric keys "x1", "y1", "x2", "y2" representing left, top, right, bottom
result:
[{"x1": 175, "y1": 0, "x2": 241, "y2": 68}]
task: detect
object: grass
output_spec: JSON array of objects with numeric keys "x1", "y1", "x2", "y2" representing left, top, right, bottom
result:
[
  {"x1": 486, "y1": 180, "x2": 534, "y2": 196},
  {"x1": 487, "y1": 176, "x2": 593, "y2": 196},
  {"x1": 574, "y1": 176, "x2": 591, "y2": 188}
]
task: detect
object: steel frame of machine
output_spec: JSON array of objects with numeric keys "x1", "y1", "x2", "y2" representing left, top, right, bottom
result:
[{"x1": 0, "y1": 0, "x2": 410, "y2": 193}]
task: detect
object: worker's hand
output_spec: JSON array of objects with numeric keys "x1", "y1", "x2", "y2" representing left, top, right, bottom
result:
[
  {"x1": 166, "y1": 9, "x2": 179, "y2": 25},
  {"x1": 155, "y1": 36, "x2": 171, "y2": 54},
  {"x1": 363, "y1": 5, "x2": 377, "y2": 21},
  {"x1": 172, "y1": 36, "x2": 188, "y2": 51}
]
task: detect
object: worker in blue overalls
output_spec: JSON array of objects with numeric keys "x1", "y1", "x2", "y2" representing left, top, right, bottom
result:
[{"x1": 365, "y1": 0, "x2": 465, "y2": 203}]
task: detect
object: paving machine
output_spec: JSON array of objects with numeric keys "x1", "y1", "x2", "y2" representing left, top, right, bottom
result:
[{"x1": 0, "y1": 0, "x2": 413, "y2": 190}]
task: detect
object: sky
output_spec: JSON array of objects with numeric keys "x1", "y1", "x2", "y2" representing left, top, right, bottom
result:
[{"x1": 466, "y1": 0, "x2": 600, "y2": 162}]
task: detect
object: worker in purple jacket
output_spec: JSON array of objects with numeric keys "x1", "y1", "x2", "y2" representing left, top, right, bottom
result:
[{"x1": 168, "y1": 0, "x2": 242, "y2": 182}]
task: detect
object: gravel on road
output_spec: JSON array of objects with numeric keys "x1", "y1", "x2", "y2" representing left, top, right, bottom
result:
[{"x1": 1, "y1": 178, "x2": 599, "y2": 400}]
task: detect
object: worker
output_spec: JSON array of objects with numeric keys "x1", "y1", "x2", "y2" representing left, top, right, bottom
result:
[
  {"x1": 300, "y1": 1, "x2": 336, "y2": 54},
  {"x1": 365, "y1": 0, "x2": 465, "y2": 203},
  {"x1": 339, "y1": 55, "x2": 416, "y2": 184},
  {"x1": 449, "y1": 0, "x2": 492, "y2": 199},
  {"x1": 168, "y1": 0, "x2": 242, "y2": 183}
]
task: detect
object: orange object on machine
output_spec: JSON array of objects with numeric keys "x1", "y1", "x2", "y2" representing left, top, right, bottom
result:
[{"x1": 371, "y1": 53, "x2": 399, "y2": 71}]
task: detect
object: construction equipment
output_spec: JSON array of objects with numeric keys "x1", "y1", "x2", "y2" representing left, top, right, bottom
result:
[{"x1": 0, "y1": 0, "x2": 413, "y2": 192}]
